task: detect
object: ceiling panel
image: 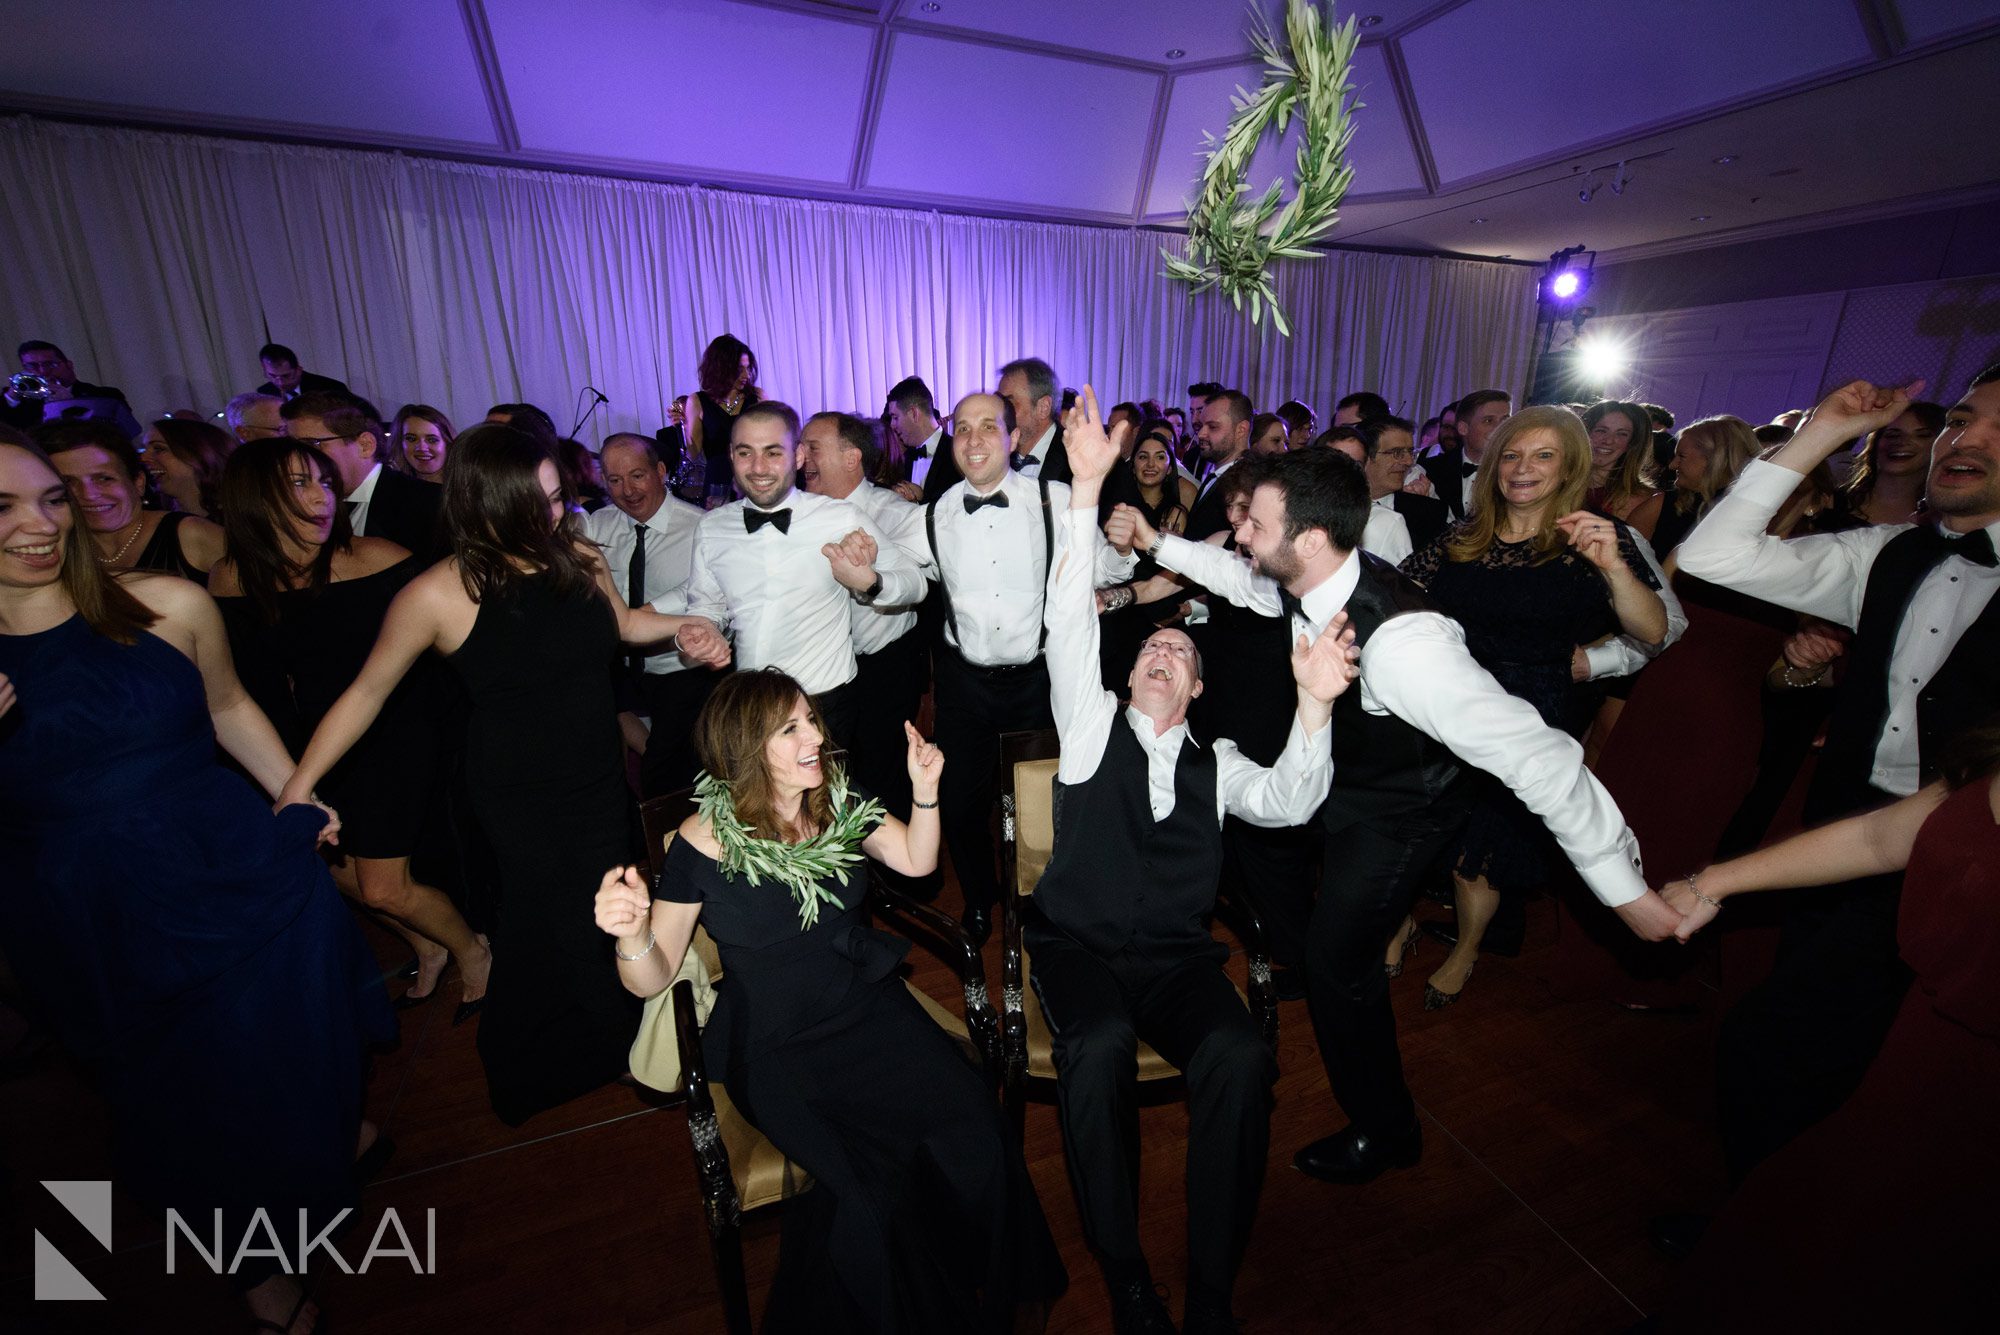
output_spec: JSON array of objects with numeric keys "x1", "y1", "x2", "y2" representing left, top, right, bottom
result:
[
  {"x1": 1142, "y1": 41, "x2": 1423, "y2": 218},
  {"x1": 865, "y1": 32, "x2": 1159, "y2": 215},
  {"x1": 1401, "y1": 0, "x2": 1874, "y2": 186},
  {"x1": 0, "y1": 0, "x2": 497, "y2": 144},
  {"x1": 1894, "y1": 0, "x2": 2000, "y2": 43},
  {"x1": 486, "y1": 0, "x2": 874, "y2": 181},
  {"x1": 895, "y1": 0, "x2": 1439, "y2": 67}
]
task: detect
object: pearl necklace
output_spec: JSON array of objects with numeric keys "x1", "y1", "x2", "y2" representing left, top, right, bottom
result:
[{"x1": 97, "y1": 515, "x2": 145, "y2": 566}]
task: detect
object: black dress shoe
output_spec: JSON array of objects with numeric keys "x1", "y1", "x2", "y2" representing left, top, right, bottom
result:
[
  {"x1": 1648, "y1": 1211, "x2": 1711, "y2": 1261},
  {"x1": 1108, "y1": 1280, "x2": 1176, "y2": 1335},
  {"x1": 1421, "y1": 919, "x2": 1522, "y2": 958},
  {"x1": 1293, "y1": 1123, "x2": 1423, "y2": 1184},
  {"x1": 1271, "y1": 966, "x2": 1308, "y2": 1002},
  {"x1": 961, "y1": 906, "x2": 992, "y2": 946},
  {"x1": 1183, "y1": 1298, "x2": 1242, "y2": 1334}
]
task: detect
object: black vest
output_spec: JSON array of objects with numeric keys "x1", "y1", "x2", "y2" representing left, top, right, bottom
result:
[
  {"x1": 1317, "y1": 553, "x2": 1466, "y2": 833},
  {"x1": 1035, "y1": 716, "x2": 1224, "y2": 960},
  {"x1": 1807, "y1": 526, "x2": 2000, "y2": 822}
]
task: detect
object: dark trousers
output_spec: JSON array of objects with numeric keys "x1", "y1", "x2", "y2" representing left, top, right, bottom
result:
[
  {"x1": 637, "y1": 667, "x2": 725, "y2": 799},
  {"x1": 933, "y1": 649, "x2": 1053, "y2": 911},
  {"x1": 1220, "y1": 817, "x2": 1320, "y2": 969},
  {"x1": 1715, "y1": 867, "x2": 1910, "y2": 1184},
  {"x1": 1027, "y1": 923, "x2": 1273, "y2": 1302},
  {"x1": 1304, "y1": 799, "x2": 1469, "y2": 1136},
  {"x1": 847, "y1": 631, "x2": 927, "y2": 815},
  {"x1": 812, "y1": 676, "x2": 864, "y2": 757}
]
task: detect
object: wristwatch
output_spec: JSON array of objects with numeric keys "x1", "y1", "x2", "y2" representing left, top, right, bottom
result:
[
  {"x1": 1145, "y1": 532, "x2": 1166, "y2": 560},
  {"x1": 856, "y1": 573, "x2": 885, "y2": 604}
]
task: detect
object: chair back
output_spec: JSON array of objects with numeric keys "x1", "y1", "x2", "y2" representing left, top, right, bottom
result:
[
  {"x1": 999, "y1": 730, "x2": 1061, "y2": 899},
  {"x1": 639, "y1": 788, "x2": 721, "y2": 978}
]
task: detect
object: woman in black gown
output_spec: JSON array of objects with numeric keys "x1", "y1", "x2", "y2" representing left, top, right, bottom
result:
[
  {"x1": 0, "y1": 433, "x2": 391, "y2": 1335},
  {"x1": 683, "y1": 333, "x2": 761, "y2": 507},
  {"x1": 594, "y1": 671, "x2": 1065, "y2": 1332},
  {"x1": 279, "y1": 424, "x2": 732, "y2": 1124},
  {"x1": 211, "y1": 438, "x2": 490, "y2": 1014},
  {"x1": 1399, "y1": 406, "x2": 1668, "y2": 1007}
]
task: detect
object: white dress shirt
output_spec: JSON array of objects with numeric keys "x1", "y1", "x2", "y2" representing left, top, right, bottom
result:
[
  {"x1": 1581, "y1": 523, "x2": 1686, "y2": 680},
  {"x1": 1013, "y1": 423, "x2": 1057, "y2": 476},
  {"x1": 1156, "y1": 533, "x2": 1647, "y2": 907},
  {"x1": 585, "y1": 495, "x2": 704, "y2": 674},
  {"x1": 839, "y1": 480, "x2": 927, "y2": 655},
  {"x1": 343, "y1": 461, "x2": 384, "y2": 537},
  {"x1": 909, "y1": 426, "x2": 944, "y2": 488},
  {"x1": 1677, "y1": 457, "x2": 2000, "y2": 795},
  {"x1": 1048, "y1": 509, "x2": 1331, "y2": 826},
  {"x1": 922, "y1": 472, "x2": 1134, "y2": 666},
  {"x1": 1364, "y1": 495, "x2": 1414, "y2": 566},
  {"x1": 682, "y1": 487, "x2": 928, "y2": 694},
  {"x1": 1194, "y1": 455, "x2": 1239, "y2": 503}
]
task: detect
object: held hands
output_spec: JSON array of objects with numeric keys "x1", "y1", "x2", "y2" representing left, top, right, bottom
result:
[
  {"x1": 1107, "y1": 503, "x2": 1160, "y2": 557},
  {"x1": 594, "y1": 865, "x2": 653, "y2": 944},
  {"x1": 823, "y1": 529, "x2": 880, "y2": 593},
  {"x1": 1660, "y1": 878, "x2": 1723, "y2": 943},
  {"x1": 1782, "y1": 624, "x2": 1846, "y2": 673},
  {"x1": 891, "y1": 481, "x2": 925, "y2": 503},
  {"x1": 676, "y1": 618, "x2": 733, "y2": 669},
  {"x1": 270, "y1": 786, "x2": 343, "y2": 849},
  {"x1": 1612, "y1": 890, "x2": 1687, "y2": 943},
  {"x1": 903, "y1": 720, "x2": 943, "y2": 798},
  {"x1": 1059, "y1": 385, "x2": 1128, "y2": 485},
  {"x1": 1291, "y1": 611, "x2": 1361, "y2": 704},
  {"x1": 1554, "y1": 511, "x2": 1623, "y2": 573}
]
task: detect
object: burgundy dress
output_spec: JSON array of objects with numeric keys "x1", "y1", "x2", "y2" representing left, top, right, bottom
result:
[{"x1": 1664, "y1": 777, "x2": 2000, "y2": 1329}]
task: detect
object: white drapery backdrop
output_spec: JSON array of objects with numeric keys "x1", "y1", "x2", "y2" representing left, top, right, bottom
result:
[{"x1": 1, "y1": 116, "x2": 1538, "y2": 439}]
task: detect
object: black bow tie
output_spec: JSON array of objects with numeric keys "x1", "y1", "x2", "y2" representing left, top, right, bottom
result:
[
  {"x1": 1010, "y1": 454, "x2": 1035, "y2": 472},
  {"x1": 744, "y1": 507, "x2": 791, "y2": 535},
  {"x1": 907, "y1": 442, "x2": 926, "y2": 458},
  {"x1": 1278, "y1": 587, "x2": 1304, "y2": 624},
  {"x1": 1916, "y1": 523, "x2": 1997, "y2": 568},
  {"x1": 1461, "y1": 459, "x2": 1478, "y2": 477},
  {"x1": 964, "y1": 491, "x2": 1010, "y2": 515}
]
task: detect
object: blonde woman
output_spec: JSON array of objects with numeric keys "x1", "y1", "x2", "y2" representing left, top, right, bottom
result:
[{"x1": 1398, "y1": 405, "x2": 1668, "y2": 1004}]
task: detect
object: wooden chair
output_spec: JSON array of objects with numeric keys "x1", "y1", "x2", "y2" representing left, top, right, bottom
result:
[
  {"x1": 637, "y1": 784, "x2": 1000, "y2": 1335},
  {"x1": 994, "y1": 728, "x2": 1280, "y2": 1129}
]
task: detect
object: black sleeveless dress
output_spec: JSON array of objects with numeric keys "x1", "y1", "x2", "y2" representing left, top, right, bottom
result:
[
  {"x1": 448, "y1": 571, "x2": 641, "y2": 1123},
  {"x1": 217, "y1": 557, "x2": 445, "y2": 859},
  {"x1": 132, "y1": 510, "x2": 206, "y2": 582},
  {"x1": 654, "y1": 822, "x2": 1066, "y2": 1333}
]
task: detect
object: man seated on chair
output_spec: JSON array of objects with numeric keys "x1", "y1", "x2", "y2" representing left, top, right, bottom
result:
[{"x1": 1032, "y1": 386, "x2": 1359, "y2": 1335}]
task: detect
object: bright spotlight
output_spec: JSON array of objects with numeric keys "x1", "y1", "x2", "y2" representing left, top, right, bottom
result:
[
  {"x1": 1575, "y1": 336, "x2": 1629, "y2": 388},
  {"x1": 1549, "y1": 270, "x2": 1581, "y2": 300}
]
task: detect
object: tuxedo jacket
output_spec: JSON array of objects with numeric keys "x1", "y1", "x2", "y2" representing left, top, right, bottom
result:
[
  {"x1": 1420, "y1": 446, "x2": 1474, "y2": 522},
  {"x1": 365, "y1": 466, "x2": 444, "y2": 561},
  {"x1": 1392, "y1": 489, "x2": 1451, "y2": 552},
  {"x1": 258, "y1": 371, "x2": 351, "y2": 400},
  {"x1": 1183, "y1": 460, "x2": 1240, "y2": 541},
  {"x1": 916, "y1": 432, "x2": 963, "y2": 504}
]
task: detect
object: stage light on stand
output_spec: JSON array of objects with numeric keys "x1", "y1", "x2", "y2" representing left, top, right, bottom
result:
[{"x1": 1549, "y1": 270, "x2": 1581, "y2": 300}]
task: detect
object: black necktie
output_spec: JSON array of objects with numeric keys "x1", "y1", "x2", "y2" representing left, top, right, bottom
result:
[
  {"x1": 744, "y1": 507, "x2": 791, "y2": 535},
  {"x1": 625, "y1": 522, "x2": 648, "y2": 674},
  {"x1": 344, "y1": 497, "x2": 362, "y2": 535},
  {"x1": 1011, "y1": 453, "x2": 1033, "y2": 472},
  {"x1": 1918, "y1": 523, "x2": 1997, "y2": 568},
  {"x1": 964, "y1": 491, "x2": 1010, "y2": 515},
  {"x1": 1278, "y1": 586, "x2": 1304, "y2": 628}
]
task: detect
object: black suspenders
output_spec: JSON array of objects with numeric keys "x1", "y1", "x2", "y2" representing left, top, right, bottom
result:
[{"x1": 925, "y1": 478, "x2": 1054, "y2": 657}]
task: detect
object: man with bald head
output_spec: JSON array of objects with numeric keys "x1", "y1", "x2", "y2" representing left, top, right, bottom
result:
[
  {"x1": 830, "y1": 390, "x2": 1134, "y2": 938},
  {"x1": 585, "y1": 432, "x2": 716, "y2": 795},
  {"x1": 1035, "y1": 387, "x2": 1353, "y2": 1334}
]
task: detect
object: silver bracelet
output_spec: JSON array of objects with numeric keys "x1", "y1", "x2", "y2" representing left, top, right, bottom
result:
[
  {"x1": 614, "y1": 928, "x2": 656, "y2": 961},
  {"x1": 1684, "y1": 872, "x2": 1721, "y2": 912},
  {"x1": 911, "y1": 797, "x2": 939, "y2": 809}
]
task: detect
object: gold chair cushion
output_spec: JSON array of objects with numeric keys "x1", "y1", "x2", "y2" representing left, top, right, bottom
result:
[
  {"x1": 714, "y1": 1082, "x2": 812, "y2": 1211},
  {"x1": 1019, "y1": 941, "x2": 1181, "y2": 1081},
  {"x1": 1012, "y1": 756, "x2": 1060, "y2": 897}
]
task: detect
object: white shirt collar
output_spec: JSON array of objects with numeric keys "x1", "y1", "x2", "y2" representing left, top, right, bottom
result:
[
  {"x1": 1296, "y1": 552, "x2": 1364, "y2": 632},
  {"x1": 346, "y1": 461, "x2": 384, "y2": 505},
  {"x1": 1024, "y1": 423, "x2": 1056, "y2": 464},
  {"x1": 921, "y1": 425, "x2": 944, "y2": 455},
  {"x1": 1124, "y1": 704, "x2": 1196, "y2": 750},
  {"x1": 744, "y1": 486, "x2": 800, "y2": 514}
]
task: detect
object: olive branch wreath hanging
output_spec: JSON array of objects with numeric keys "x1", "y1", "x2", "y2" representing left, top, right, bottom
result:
[{"x1": 1162, "y1": 0, "x2": 1363, "y2": 336}]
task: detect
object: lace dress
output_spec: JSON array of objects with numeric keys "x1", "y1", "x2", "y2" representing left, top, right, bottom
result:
[{"x1": 1401, "y1": 523, "x2": 1661, "y2": 892}]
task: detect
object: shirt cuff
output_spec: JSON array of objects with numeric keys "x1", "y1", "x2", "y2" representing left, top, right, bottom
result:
[
  {"x1": 1730, "y1": 457, "x2": 1811, "y2": 505},
  {"x1": 1574, "y1": 833, "x2": 1647, "y2": 907}
]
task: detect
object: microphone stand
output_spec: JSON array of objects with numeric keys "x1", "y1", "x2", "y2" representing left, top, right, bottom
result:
[{"x1": 569, "y1": 386, "x2": 610, "y2": 438}]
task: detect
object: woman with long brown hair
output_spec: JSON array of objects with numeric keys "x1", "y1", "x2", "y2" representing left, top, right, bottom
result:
[
  {"x1": 41, "y1": 419, "x2": 225, "y2": 581},
  {"x1": 1835, "y1": 399, "x2": 1944, "y2": 526},
  {"x1": 388, "y1": 402, "x2": 455, "y2": 484},
  {"x1": 278, "y1": 423, "x2": 729, "y2": 1124},
  {"x1": 0, "y1": 429, "x2": 391, "y2": 1335},
  {"x1": 594, "y1": 670, "x2": 1066, "y2": 1332},
  {"x1": 210, "y1": 438, "x2": 490, "y2": 1016},
  {"x1": 1399, "y1": 406, "x2": 1669, "y2": 1004},
  {"x1": 683, "y1": 333, "x2": 760, "y2": 506},
  {"x1": 138, "y1": 416, "x2": 234, "y2": 519},
  {"x1": 1583, "y1": 399, "x2": 1664, "y2": 537}
]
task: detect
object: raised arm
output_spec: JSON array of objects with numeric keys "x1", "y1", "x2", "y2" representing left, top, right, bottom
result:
[
  {"x1": 1049, "y1": 387, "x2": 1132, "y2": 783},
  {"x1": 1119, "y1": 501, "x2": 1283, "y2": 617},
  {"x1": 1555, "y1": 512, "x2": 1668, "y2": 648},
  {"x1": 1579, "y1": 524, "x2": 1685, "y2": 681},
  {"x1": 594, "y1": 863, "x2": 703, "y2": 998},
  {"x1": 859, "y1": 723, "x2": 944, "y2": 876}
]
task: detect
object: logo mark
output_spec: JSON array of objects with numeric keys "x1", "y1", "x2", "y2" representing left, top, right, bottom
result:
[{"x1": 35, "y1": 1180, "x2": 110, "y2": 1301}]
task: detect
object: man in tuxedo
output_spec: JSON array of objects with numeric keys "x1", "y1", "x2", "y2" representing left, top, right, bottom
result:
[
  {"x1": 1358, "y1": 415, "x2": 1448, "y2": 551},
  {"x1": 256, "y1": 342, "x2": 350, "y2": 401},
  {"x1": 1420, "y1": 389, "x2": 1511, "y2": 521},
  {"x1": 998, "y1": 357, "x2": 1072, "y2": 484},
  {"x1": 1333, "y1": 391, "x2": 1390, "y2": 427},
  {"x1": 4, "y1": 340, "x2": 137, "y2": 436},
  {"x1": 1675, "y1": 370, "x2": 2000, "y2": 1198},
  {"x1": 586, "y1": 432, "x2": 716, "y2": 797},
  {"x1": 678, "y1": 401, "x2": 928, "y2": 749},
  {"x1": 885, "y1": 374, "x2": 960, "y2": 502},
  {"x1": 1036, "y1": 388, "x2": 1349, "y2": 1335},
  {"x1": 1122, "y1": 448, "x2": 1681, "y2": 1189},
  {"x1": 1184, "y1": 390, "x2": 1253, "y2": 540},
  {"x1": 282, "y1": 391, "x2": 441, "y2": 559}
]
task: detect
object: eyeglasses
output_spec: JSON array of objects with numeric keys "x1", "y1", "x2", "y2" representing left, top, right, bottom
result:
[
  {"x1": 290, "y1": 433, "x2": 356, "y2": 449},
  {"x1": 1376, "y1": 446, "x2": 1416, "y2": 461}
]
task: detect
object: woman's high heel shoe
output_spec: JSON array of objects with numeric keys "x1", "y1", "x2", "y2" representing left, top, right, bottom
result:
[
  {"x1": 1384, "y1": 920, "x2": 1421, "y2": 978},
  {"x1": 1422, "y1": 960, "x2": 1475, "y2": 1011}
]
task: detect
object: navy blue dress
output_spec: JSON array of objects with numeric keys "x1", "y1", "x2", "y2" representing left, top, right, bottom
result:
[{"x1": 0, "y1": 614, "x2": 393, "y2": 1233}]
